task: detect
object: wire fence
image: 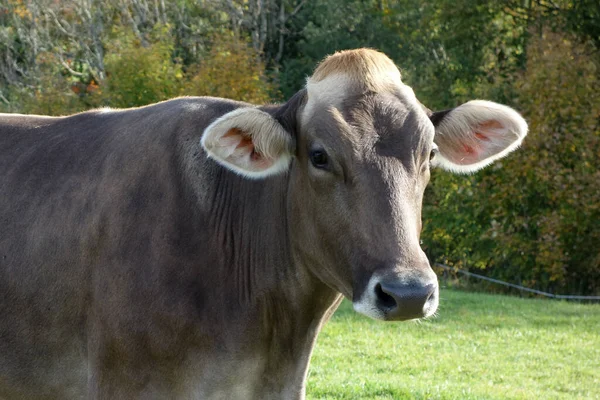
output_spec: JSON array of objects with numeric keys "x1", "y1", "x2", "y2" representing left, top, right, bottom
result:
[{"x1": 434, "y1": 263, "x2": 600, "y2": 301}]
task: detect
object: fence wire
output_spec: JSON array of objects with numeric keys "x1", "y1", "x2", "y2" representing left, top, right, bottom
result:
[{"x1": 434, "y1": 263, "x2": 600, "y2": 301}]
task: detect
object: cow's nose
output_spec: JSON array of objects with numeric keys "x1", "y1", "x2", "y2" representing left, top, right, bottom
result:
[{"x1": 374, "y1": 281, "x2": 437, "y2": 321}]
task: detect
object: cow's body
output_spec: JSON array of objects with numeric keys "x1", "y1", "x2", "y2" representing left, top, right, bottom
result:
[
  {"x1": 0, "y1": 49, "x2": 527, "y2": 399},
  {"x1": 0, "y1": 98, "x2": 337, "y2": 399}
]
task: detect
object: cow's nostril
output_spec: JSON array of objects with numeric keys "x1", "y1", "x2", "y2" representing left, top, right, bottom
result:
[
  {"x1": 424, "y1": 286, "x2": 437, "y2": 310},
  {"x1": 374, "y1": 281, "x2": 438, "y2": 321},
  {"x1": 427, "y1": 288, "x2": 436, "y2": 302},
  {"x1": 374, "y1": 283, "x2": 397, "y2": 309}
]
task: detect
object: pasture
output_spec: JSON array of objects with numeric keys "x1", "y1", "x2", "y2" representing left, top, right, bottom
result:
[{"x1": 307, "y1": 289, "x2": 600, "y2": 400}]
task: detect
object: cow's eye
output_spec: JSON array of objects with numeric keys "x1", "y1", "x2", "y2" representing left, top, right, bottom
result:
[
  {"x1": 309, "y1": 149, "x2": 329, "y2": 169},
  {"x1": 429, "y1": 146, "x2": 439, "y2": 162}
]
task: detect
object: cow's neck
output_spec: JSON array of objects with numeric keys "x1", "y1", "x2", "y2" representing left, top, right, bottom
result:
[
  {"x1": 206, "y1": 169, "x2": 295, "y2": 302},
  {"x1": 200, "y1": 167, "x2": 341, "y2": 396},
  {"x1": 205, "y1": 167, "x2": 339, "y2": 314}
]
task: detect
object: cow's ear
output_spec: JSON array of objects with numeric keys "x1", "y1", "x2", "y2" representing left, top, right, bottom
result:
[
  {"x1": 430, "y1": 100, "x2": 528, "y2": 173},
  {"x1": 201, "y1": 108, "x2": 294, "y2": 179}
]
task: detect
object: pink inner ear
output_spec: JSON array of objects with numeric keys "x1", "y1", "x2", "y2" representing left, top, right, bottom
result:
[
  {"x1": 223, "y1": 128, "x2": 256, "y2": 155},
  {"x1": 223, "y1": 128, "x2": 273, "y2": 171},
  {"x1": 474, "y1": 120, "x2": 504, "y2": 141},
  {"x1": 236, "y1": 134, "x2": 265, "y2": 163},
  {"x1": 454, "y1": 119, "x2": 506, "y2": 164},
  {"x1": 463, "y1": 144, "x2": 476, "y2": 154},
  {"x1": 236, "y1": 133, "x2": 254, "y2": 152}
]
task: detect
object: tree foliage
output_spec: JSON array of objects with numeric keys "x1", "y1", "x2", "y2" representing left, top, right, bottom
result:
[
  {"x1": 101, "y1": 24, "x2": 183, "y2": 108},
  {"x1": 422, "y1": 29, "x2": 600, "y2": 295},
  {"x1": 185, "y1": 34, "x2": 275, "y2": 104},
  {"x1": 490, "y1": 31, "x2": 600, "y2": 294}
]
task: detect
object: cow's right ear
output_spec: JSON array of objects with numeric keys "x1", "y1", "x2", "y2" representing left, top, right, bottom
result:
[{"x1": 201, "y1": 108, "x2": 294, "y2": 179}]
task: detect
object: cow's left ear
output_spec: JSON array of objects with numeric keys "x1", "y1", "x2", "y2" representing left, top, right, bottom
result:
[
  {"x1": 201, "y1": 108, "x2": 294, "y2": 179},
  {"x1": 430, "y1": 100, "x2": 528, "y2": 173}
]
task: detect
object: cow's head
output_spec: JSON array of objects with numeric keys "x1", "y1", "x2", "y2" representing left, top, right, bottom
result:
[{"x1": 201, "y1": 49, "x2": 527, "y2": 321}]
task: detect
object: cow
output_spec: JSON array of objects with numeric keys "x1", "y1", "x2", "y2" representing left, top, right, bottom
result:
[{"x1": 0, "y1": 48, "x2": 527, "y2": 399}]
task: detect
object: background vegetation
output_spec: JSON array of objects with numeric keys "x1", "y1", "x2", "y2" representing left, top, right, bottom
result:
[{"x1": 1, "y1": 0, "x2": 599, "y2": 295}]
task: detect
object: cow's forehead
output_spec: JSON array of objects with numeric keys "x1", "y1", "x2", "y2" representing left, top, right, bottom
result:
[
  {"x1": 300, "y1": 49, "x2": 433, "y2": 150},
  {"x1": 302, "y1": 81, "x2": 434, "y2": 163},
  {"x1": 350, "y1": 92, "x2": 435, "y2": 166},
  {"x1": 302, "y1": 72, "x2": 419, "y2": 119}
]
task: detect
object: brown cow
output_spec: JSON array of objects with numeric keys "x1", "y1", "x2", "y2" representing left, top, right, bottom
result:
[{"x1": 0, "y1": 49, "x2": 527, "y2": 399}]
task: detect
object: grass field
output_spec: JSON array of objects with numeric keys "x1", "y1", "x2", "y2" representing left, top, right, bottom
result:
[{"x1": 307, "y1": 289, "x2": 600, "y2": 400}]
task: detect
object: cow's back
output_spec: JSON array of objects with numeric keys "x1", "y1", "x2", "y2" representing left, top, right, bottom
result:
[{"x1": 0, "y1": 98, "x2": 241, "y2": 398}]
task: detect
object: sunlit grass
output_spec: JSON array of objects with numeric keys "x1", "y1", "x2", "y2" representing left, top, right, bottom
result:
[{"x1": 307, "y1": 289, "x2": 600, "y2": 399}]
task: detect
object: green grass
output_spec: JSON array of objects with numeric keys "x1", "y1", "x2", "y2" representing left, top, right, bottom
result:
[{"x1": 307, "y1": 289, "x2": 600, "y2": 400}]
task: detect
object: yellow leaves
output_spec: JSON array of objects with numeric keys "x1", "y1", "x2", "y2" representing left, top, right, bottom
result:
[
  {"x1": 101, "y1": 24, "x2": 184, "y2": 108},
  {"x1": 183, "y1": 34, "x2": 275, "y2": 104},
  {"x1": 94, "y1": 28, "x2": 274, "y2": 108},
  {"x1": 8, "y1": 0, "x2": 31, "y2": 20}
]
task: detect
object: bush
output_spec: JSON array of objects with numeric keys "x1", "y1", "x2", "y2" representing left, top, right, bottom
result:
[
  {"x1": 184, "y1": 34, "x2": 275, "y2": 104},
  {"x1": 100, "y1": 24, "x2": 184, "y2": 108}
]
